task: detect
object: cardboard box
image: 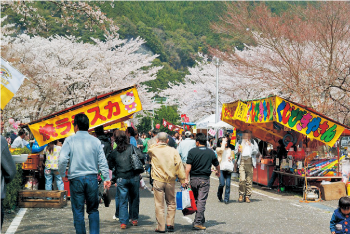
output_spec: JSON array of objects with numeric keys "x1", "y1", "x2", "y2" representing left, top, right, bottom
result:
[{"x1": 320, "y1": 182, "x2": 346, "y2": 201}]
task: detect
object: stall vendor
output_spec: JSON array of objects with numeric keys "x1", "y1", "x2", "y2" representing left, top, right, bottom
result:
[
  {"x1": 267, "y1": 139, "x2": 287, "y2": 189},
  {"x1": 11, "y1": 129, "x2": 29, "y2": 149}
]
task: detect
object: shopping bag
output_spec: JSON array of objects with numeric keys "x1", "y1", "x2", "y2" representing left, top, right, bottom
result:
[
  {"x1": 182, "y1": 188, "x2": 197, "y2": 216},
  {"x1": 176, "y1": 188, "x2": 191, "y2": 210},
  {"x1": 221, "y1": 160, "x2": 234, "y2": 172}
]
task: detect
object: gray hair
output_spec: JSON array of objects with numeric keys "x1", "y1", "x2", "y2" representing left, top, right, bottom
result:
[{"x1": 157, "y1": 132, "x2": 168, "y2": 143}]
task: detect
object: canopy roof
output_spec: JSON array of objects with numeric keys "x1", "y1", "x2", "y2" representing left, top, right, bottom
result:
[
  {"x1": 222, "y1": 95, "x2": 350, "y2": 147},
  {"x1": 24, "y1": 85, "x2": 141, "y2": 146},
  {"x1": 195, "y1": 114, "x2": 216, "y2": 129},
  {"x1": 208, "y1": 121, "x2": 234, "y2": 129}
]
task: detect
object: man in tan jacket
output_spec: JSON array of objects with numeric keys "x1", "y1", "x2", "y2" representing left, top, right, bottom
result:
[{"x1": 148, "y1": 132, "x2": 187, "y2": 233}]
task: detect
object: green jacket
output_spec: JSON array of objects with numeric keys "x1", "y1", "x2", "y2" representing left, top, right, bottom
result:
[{"x1": 143, "y1": 138, "x2": 150, "y2": 153}]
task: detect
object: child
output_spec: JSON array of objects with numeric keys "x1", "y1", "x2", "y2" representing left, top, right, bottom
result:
[{"x1": 330, "y1": 196, "x2": 350, "y2": 234}]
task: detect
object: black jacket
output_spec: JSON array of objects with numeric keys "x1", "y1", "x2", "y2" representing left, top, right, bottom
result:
[
  {"x1": 108, "y1": 145, "x2": 144, "y2": 179},
  {"x1": 97, "y1": 135, "x2": 112, "y2": 160}
]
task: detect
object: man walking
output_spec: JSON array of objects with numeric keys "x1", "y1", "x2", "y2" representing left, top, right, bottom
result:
[
  {"x1": 148, "y1": 132, "x2": 187, "y2": 233},
  {"x1": 147, "y1": 129, "x2": 160, "y2": 190},
  {"x1": 126, "y1": 127, "x2": 137, "y2": 147},
  {"x1": 234, "y1": 130, "x2": 259, "y2": 203},
  {"x1": 94, "y1": 125, "x2": 111, "y2": 160},
  {"x1": 178, "y1": 131, "x2": 196, "y2": 169},
  {"x1": 186, "y1": 133, "x2": 220, "y2": 230},
  {"x1": 59, "y1": 114, "x2": 111, "y2": 234}
]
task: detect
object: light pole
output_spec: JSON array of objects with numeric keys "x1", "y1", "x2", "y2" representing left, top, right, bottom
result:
[{"x1": 213, "y1": 57, "x2": 222, "y2": 143}]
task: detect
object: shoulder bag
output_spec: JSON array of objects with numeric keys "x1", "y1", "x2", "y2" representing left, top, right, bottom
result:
[{"x1": 130, "y1": 145, "x2": 145, "y2": 174}]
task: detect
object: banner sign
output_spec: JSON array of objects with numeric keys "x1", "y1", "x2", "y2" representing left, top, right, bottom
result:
[
  {"x1": 230, "y1": 128, "x2": 236, "y2": 146},
  {"x1": 275, "y1": 97, "x2": 345, "y2": 147},
  {"x1": 208, "y1": 129, "x2": 216, "y2": 137},
  {"x1": 234, "y1": 101, "x2": 248, "y2": 121},
  {"x1": 181, "y1": 114, "x2": 189, "y2": 123},
  {"x1": 104, "y1": 121, "x2": 128, "y2": 131},
  {"x1": 162, "y1": 118, "x2": 182, "y2": 132},
  {"x1": 1, "y1": 58, "x2": 26, "y2": 109},
  {"x1": 29, "y1": 87, "x2": 142, "y2": 146},
  {"x1": 222, "y1": 96, "x2": 346, "y2": 146},
  {"x1": 245, "y1": 97, "x2": 275, "y2": 123}
]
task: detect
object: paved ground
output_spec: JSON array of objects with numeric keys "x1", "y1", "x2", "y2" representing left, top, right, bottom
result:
[{"x1": 2, "y1": 173, "x2": 338, "y2": 234}]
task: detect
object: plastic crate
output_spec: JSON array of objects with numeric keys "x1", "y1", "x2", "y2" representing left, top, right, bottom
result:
[{"x1": 22, "y1": 154, "x2": 40, "y2": 170}]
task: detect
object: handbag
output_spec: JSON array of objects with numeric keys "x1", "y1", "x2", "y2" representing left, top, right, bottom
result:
[
  {"x1": 130, "y1": 145, "x2": 145, "y2": 174},
  {"x1": 176, "y1": 187, "x2": 191, "y2": 210},
  {"x1": 221, "y1": 160, "x2": 234, "y2": 172},
  {"x1": 182, "y1": 188, "x2": 197, "y2": 216}
]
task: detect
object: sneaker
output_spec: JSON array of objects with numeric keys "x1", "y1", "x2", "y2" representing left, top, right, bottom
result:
[
  {"x1": 155, "y1": 229, "x2": 166, "y2": 233},
  {"x1": 238, "y1": 195, "x2": 244, "y2": 203},
  {"x1": 121, "y1": 224, "x2": 127, "y2": 229},
  {"x1": 224, "y1": 200, "x2": 229, "y2": 204},
  {"x1": 245, "y1": 197, "x2": 251, "y2": 203},
  {"x1": 113, "y1": 215, "x2": 119, "y2": 221},
  {"x1": 217, "y1": 197, "x2": 223, "y2": 202},
  {"x1": 167, "y1": 225, "x2": 174, "y2": 232},
  {"x1": 193, "y1": 225, "x2": 206, "y2": 230},
  {"x1": 131, "y1": 220, "x2": 138, "y2": 226}
]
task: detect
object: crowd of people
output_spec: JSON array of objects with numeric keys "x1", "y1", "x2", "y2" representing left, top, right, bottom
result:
[
  {"x1": 2, "y1": 113, "x2": 348, "y2": 234},
  {"x1": 0, "y1": 111, "x2": 262, "y2": 233}
]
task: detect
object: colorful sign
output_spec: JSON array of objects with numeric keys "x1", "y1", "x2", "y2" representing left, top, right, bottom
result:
[
  {"x1": 1, "y1": 58, "x2": 26, "y2": 109},
  {"x1": 275, "y1": 97, "x2": 345, "y2": 147},
  {"x1": 29, "y1": 87, "x2": 142, "y2": 146},
  {"x1": 245, "y1": 97, "x2": 275, "y2": 123}
]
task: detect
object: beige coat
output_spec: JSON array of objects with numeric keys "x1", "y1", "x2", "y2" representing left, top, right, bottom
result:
[{"x1": 148, "y1": 143, "x2": 186, "y2": 184}]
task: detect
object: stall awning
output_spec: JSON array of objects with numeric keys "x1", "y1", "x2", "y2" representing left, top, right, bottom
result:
[
  {"x1": 222, "y1": 96, "x2": 350, "y2": 147},
  {"x1": 24, "y1": 85, "x2": 142, "y2": 146}
]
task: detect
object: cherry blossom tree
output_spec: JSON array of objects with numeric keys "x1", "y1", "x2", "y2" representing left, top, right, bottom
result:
[
  {"x1": 1, "y1": 19, "x2": 161, "y2": 121},
  {"x1": 160, "y1": 54, "x2": 274, "y2": 121},
  {"x1": 1, "y1": 1, "x2": 118, "y2": 36},
  {"x1": 212, "y1": 2, "x2": 350, "y2": 125}
]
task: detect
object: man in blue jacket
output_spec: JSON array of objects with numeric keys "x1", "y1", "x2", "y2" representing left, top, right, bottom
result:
[{"x1": 59, "y1": 114, "x2": 111, "y2": 234}]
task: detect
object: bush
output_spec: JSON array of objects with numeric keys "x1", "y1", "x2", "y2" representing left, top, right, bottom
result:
[{"x1": 3, "y1": 164, "x2": 24, "y2": 210}]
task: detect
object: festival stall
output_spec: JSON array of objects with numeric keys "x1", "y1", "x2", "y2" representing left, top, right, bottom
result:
[
  {"x1": 222, "y1": 95, "x2": 350, "y2": 199},
  {"x1": 18, "y1": 85, "x2": 143, "y2": 206}
]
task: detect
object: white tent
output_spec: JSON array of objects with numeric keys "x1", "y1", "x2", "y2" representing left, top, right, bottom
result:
[
  {"x1": 207, "y1": 121, "x2": 234, "y2": 129},
  {"x1": 195, "y1": 114, "x2": 216, "y2": 129}
]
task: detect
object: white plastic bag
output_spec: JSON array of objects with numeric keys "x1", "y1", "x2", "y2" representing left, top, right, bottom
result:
[{"x1": 221, "y1": 161, "x2": 234, "y2": 172}]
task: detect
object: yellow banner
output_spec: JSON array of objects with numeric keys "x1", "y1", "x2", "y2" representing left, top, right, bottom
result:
[
  {"x1": 104, "y1": 121, "x2": 128, "y2": 131},
  {"x1": 1, "y1": 58, "x2": 26, "y2": 109},
  {"x1": 275, "y1": 97, "x2": 345, "y2": 147},
  {"x1": 234, "y1": 101, "x2": 248, "y2": 121},
  {"x1": 245, "y1": 97, "x2": 276, "y2": 123},
  {"x1": 29, "y1": 87, "x2": 142, "y2": 146},
  {"x1": 222, "y1": 102, "x2": 237, "y2": 122}
]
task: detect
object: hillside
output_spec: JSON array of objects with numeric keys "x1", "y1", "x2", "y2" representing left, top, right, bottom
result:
[{"x1": 1, "y1": 1, "x2": 307, "y2": 92}]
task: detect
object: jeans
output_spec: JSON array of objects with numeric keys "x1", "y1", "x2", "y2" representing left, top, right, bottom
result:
[
  {"x1": 117, "y1": 175, "x2": 140, "y2": 225},
  {"x1": 70, "y1": 174, "x2": 99, "y2": 234},
  {"x1": 217, "y1": 170, "x2": 231, "y2": 202},
  {"x1": 190, "y1": 177, "x2": 210, "y2": 226},
  {"x1": 268, "y1": 171, "x2": 278, "y2": 188},
  {"x1": 45, "y1": 168, "x2": 64, "y2": 191}
]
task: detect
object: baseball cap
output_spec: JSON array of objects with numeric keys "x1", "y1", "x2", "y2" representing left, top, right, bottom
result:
[{"x1": 185, "y1": 131, "x2": 192, "y2": 137}]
